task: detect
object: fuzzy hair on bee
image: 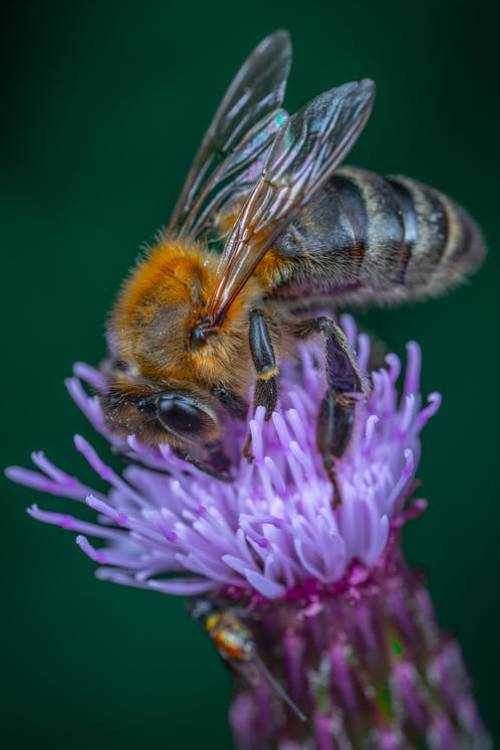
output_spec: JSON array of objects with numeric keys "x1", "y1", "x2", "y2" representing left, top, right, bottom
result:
[
  {"x1": 101, "y1": 30, "x2": 484, "y2": 499},
  {"x1": 104, "y1": 238, "x2": 285, "y2": 455}
]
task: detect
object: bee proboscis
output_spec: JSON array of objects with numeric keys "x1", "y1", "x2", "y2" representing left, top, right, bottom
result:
[{"x1": 103, "y1": 31, "x2": 484, "y2": 501}]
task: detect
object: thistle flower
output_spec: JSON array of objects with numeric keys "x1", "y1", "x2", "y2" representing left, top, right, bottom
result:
[
  {"x1": 6, "y1": 315, "x2": 489, "y2": 749},
  {"x1": 6, "y1": 316, "x2": 434, "y2": 598}
]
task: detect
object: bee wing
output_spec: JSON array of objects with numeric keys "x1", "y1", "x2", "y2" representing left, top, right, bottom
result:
[
  {"x1": 167, "y1": 31, "x2": 292, "y2": 239},
  {"x1": 206, "y1": 80, "x2": 376, "y2": 323}
]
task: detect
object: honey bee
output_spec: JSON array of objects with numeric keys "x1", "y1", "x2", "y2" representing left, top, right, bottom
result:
[
  {"x1": 103, "y1": 31, "x2": 484, "y2": 499},
  {"x1": 190, "y1": 598, "x2": 306, "y2": 722}
]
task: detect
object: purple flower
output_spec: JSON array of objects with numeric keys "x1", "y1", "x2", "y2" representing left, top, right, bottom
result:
[
  {"x1": 7, "y1": 314, "x2": 490, "y2": 749},
  {"x1": 7, "y1": 315, "x2": 440, "y2": 600}
]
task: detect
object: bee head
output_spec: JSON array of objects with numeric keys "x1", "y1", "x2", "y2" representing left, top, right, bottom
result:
[
  {"x1": 101, "y1": 382, "x2": 222, "y2": 449},
  {"x1": 152, "y1": 390, "x2": 218, "y2": 440}
]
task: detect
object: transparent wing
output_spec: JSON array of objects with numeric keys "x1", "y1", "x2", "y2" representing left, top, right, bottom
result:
[
  {"x1": 206, "y1": 79, "x2": 376, "y2": 323},
  {"x1": 167, "y1": 30, "x2": 292, "y2": 240}
]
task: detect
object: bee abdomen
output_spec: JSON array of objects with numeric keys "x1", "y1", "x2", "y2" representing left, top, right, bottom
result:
[
  {"x1": 386, "y1": 173, "x2": 484, "y2": 297},
  {"x1": 274, "y1": 167, "x2": 485, "y2": 305},
  {"x1": 336, "y1": 166, "x2": 485, "y2": 299}
]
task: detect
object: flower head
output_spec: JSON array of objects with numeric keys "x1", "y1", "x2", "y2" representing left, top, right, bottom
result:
[
  {"x1": 7, "y1": 315, "x2": 440, "y2": 600},
  {"x1": 7, "y1": 316, "x2": 490, "y2": 749}
]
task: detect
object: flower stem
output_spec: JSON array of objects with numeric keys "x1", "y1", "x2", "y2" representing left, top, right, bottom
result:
[{"x1": 226, "y1": 553, "x2": 490, "y2": 750}]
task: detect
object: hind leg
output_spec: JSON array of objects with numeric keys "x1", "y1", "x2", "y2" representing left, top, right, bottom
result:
[
  {"x1": 292, "y1": 316, "x2": 367, "y2": 506},
  {"x1": 172, "y1": 443, "x2": 232, "y2": 482}
]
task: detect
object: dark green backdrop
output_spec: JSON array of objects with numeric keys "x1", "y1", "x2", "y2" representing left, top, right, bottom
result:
[{"x1": 2, "y1": 1, "x2": 499, "y2": 747}]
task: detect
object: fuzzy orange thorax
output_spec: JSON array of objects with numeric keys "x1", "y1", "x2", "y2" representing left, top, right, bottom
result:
[{"x1": 109, "y1": 239, "x2": 262, "y2": 391}]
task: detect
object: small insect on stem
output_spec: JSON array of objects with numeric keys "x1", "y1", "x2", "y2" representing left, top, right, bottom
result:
[{"x1": 190, "y1": 599, "x2": 307, "y2": 723}]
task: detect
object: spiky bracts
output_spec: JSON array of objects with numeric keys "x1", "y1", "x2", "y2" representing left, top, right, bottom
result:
[{"x1": 227, "y1": 552, "x2": 489, "y2": 749}]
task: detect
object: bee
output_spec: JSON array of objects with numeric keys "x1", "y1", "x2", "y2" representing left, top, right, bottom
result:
[
  {"x1": 103, "y1": 31, "x2": 485, "y2": 499},
  {"x1": 190, "y1": 598, "x2": 306, "y2": 722}
]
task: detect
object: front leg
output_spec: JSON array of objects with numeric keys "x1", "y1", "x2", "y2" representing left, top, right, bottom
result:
[
  {"x1": 293, "y1": 316, "x2": 367, "y2": 506},
  {"x1": 111, "y1": 442, "x2": 232, "y2": 481},
  {"x1": 172, "y1": 443, "x2": 232, "y2": 482},
  {"x1": 249, "y1": 309, "x2": 278, "y2": 420}
]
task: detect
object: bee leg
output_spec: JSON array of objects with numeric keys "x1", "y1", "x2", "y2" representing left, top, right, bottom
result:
[
  {"x1": 242, "y1": 378, "x2": 277, "y2": 461},
  {"x1": 294, "y1": 316, "x2": 366, "y2": 506},
  {"x1": 317, "y1": 390, "x2": 356, "y2": 507},
  {"x1": 249, "y1": 309, "x2": 279, "y2": 420},
  {"x1": 172, "y1": 446, "x2": 232, "y2": 482},
  {"x1": 205, "y1": 442, "x2": 232, "y2": 474},
  {"x1": 244, "y1": 309, "x2": 279, "y2": 462},
  {"x1": 253, "y1": 377, "x2": 278, "y2": 420},
  {"x1": 210, "y1": 385, "x2": 248, "y2": 419},
  {"x1": 111, "y1": 444, "x2": 231, "y2": 481},
  {"x1": 110, "y1": 445, "x2": 174, "y2": 475}
]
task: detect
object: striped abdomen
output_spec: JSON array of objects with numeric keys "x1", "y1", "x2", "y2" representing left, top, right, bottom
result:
[{"x1": 272, "y1": 166, "x2": 485, "y2": 307}]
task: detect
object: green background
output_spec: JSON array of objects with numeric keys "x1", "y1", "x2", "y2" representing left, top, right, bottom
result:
[{"x1": 2, "y1": 0, "x2": 499, "y2": 746}]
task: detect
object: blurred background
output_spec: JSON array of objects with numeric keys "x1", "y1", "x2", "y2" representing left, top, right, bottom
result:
[{"x1": 1, "y1": 0, "x2": 499, "y2": 746}]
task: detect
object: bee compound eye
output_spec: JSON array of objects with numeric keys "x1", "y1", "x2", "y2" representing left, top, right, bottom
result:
[{"x1": 157, "y1": 395, "x2": 205, "y2": 435}]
